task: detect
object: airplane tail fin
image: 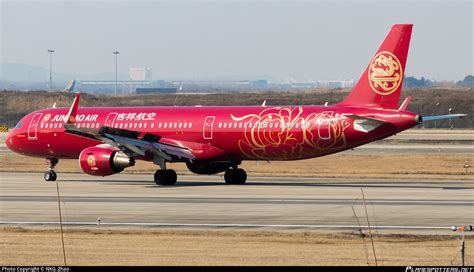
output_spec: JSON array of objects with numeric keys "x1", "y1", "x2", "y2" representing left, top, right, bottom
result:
[{"x1": 339, "y1": 24, "x2": 413, "y2": 109}]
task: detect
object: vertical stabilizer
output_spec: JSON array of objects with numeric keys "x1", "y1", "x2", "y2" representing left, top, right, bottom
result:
[{"x1": 339, "y1": 24, "x2": 413, "y2": 109}]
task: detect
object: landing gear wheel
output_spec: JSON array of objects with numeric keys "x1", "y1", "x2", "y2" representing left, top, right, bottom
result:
[
  {"x1": 154, "y1": 169, "x2": 177, "y2": 186},
  {"x1": 44, "y1": 157, "x2": 59, "y2": 182},
  {"x1": 44, "y1": 171, "x2": 57, "y2": 182},
  {"x1": 224, "y1": 168, "x2": 247, "y2": 185}
]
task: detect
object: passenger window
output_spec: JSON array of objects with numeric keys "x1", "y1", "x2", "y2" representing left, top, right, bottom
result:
[
  {"x1": 168, "y1": 122, "x2": 172, "y2": 128},
  {"x1": 233, "y1": 123, "x2": 237, "y2": 128},
  {"x1": 58, "y1": 123, "x2": 62, "y2": 128},
  {"x1": 150, "y1": 123, "x2": 154, "y2": 128},
  {"x1": 124, "y1": 123, "x2": 128, "y2": 129},
  {"x1": 189, "y1": 122, "x2": 192, "y2": 128},
  {"x1": 40, "y1": 123, "x2": 44, "y2": 128},
  {"x1": 134, "y1": 123, "x2": 138, "y2": 128},
  {"x1": 164, "y1": 123, "x2": 168, "y2": 128},
  {"x1": 120, "y1": 123, "x2": 123, "y2": 128},
  {"x1": 223, "y1": 123, "x2": 227, "y2": 128},
  {"x1": 178, "y1": 122, "x2": 182, "y2": 128},
  {"x1": 238, "y1": 123, "x2": 242, "y2": 128},
  {"x1": 269, "y1": 123, "x2": 273, "y2": 128},
  {"x1": 158, "y1": 123, "x2": 162, "y2": 128},
  {"x1": 96, "y1": 123, "x2": 100, "y2": 128},
  {"x1": 295, "y1": 123, "x2": 299, "y2": 129},
  {"x1": 138, "y1": 123, "x2": 142, "y2": 128},
  {"x1": 184, "y1": 123, "x2": 188, "y2": 128},
  {"x1": 144, "y1": 123, "x2": 148, "y2": 128},
  {"x1": 174, "y1": 122, "x2": 177, "y2": 128},
  {"x1": 85, "y1": 123, "x2": 90, "y2": 128},
  {"x1": 218, "y1": 122, "x2": 222, "y2": 128}
]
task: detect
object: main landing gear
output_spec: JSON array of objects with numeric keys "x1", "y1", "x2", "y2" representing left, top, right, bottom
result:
[
  {"x1": 154, "y1": 169, "x2": 177, "y2": 186},
  {"x1": 224, "y1": 168, "x2": 247, "y2": 185},
  {"x1": 152, "y1": 161, "x2": 247, "y2": 186},
  {"x1": 44, "y1": 157, "x2": 59, "y2": 182}
]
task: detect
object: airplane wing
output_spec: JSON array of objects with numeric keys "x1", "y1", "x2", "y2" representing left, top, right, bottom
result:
[{"x1": 63, "y1": 94, "x2": 195, "y2": 163}]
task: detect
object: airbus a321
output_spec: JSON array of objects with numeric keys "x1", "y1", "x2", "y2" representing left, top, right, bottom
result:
[{"x1": 5, "y1": 24, "x2": 466, "y2": 185}]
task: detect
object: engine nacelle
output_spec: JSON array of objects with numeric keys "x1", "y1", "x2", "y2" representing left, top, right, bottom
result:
[
  {"x1": 186, "y1": 161, "x2": 231, "y2": 175},
  {"x1": 79, "y1": 146, "x2": 135, "y2": 176}
]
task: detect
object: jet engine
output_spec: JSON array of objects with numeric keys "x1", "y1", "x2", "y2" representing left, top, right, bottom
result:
[
  {"x1": 79, "y1": 146, "x2": 135, "y2": 176},
  {"x1": 186, "y1": 161, "x2": 231, "y2": 175}
]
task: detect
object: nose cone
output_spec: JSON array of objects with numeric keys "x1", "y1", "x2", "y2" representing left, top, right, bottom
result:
[
  {"x1": 5, "y1": 129, "x2": 17, "y2": 152},
  {"x1": 5, "y1": 126, "x2": 25, "y2": 155}
]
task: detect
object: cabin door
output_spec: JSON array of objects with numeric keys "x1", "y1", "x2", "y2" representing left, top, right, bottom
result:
[
  {"x1": 318, "y1": 115, "x2": 332, "y2": 140},
  {"x1": 28, "y1": 113, "x2": 43, "y2": 140},
  {"x1": 203, "y1": 116, "x2": 215, "y2": 140},
  {"x1": 105, "y1": 113, "x2": 118, "y2": 128}
]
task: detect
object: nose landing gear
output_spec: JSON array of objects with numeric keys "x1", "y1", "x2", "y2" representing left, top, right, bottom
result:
[{"x1": 44, "y1": 157, "x2": 59, "y2": 182}]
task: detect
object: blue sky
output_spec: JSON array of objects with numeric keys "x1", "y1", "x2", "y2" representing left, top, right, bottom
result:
[{"x1": 1, "y1": 0, "x2": 472, "y2": 81}]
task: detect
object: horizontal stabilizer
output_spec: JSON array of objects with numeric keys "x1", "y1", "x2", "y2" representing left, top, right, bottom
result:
[
  {"x1": 421, "y1": 114, "x2": 467, "y2": 122},
  {"x1": 344, "y1": 114, "x2": 388, "y2": 133}
]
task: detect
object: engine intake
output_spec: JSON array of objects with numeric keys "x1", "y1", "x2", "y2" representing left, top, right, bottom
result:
[{"x1": 79, "y1": 146, "x2": 135, "y2": 176}]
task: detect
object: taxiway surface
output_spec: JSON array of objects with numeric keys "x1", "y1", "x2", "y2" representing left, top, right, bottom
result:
[{"x1": 1, "y1": 172, "x2": 472, "y2": 232}]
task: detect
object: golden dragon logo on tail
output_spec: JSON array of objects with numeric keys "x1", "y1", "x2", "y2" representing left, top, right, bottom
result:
[{"x1": 368, "y1": 51, "x2": 403, "y2": 95}]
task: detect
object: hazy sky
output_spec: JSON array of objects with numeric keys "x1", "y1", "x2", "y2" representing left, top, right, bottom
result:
[{"x1": 1, "y1": 0, "x2": 472, "y2": 82}]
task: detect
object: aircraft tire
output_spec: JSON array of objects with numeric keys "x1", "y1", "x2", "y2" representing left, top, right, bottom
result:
[
  {"x1": 44, "y1": 171, "x2": 57, "y2": 182},
  {"x1": 154, "y1": 169, "x2": 177, "y2": 186},
  {"x1": 224, "y1": 168, "x2": 247, "y2": 185}
]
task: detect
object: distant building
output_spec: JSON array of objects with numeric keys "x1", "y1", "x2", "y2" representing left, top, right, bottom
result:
[
  {"x1": 130, "y1": 68, "x2": 152, "y2": 81},
  {"x1": 251, "y1": 80, "x2": 268, "y2": 88},
  {"x1": 317, "y1": 80, "x2": 354, "y2": 88},
  {"x1": 136, "y1": 87, "x2": 177, "y2": 94}
]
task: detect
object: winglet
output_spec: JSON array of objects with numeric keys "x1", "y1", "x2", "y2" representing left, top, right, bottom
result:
[
  {"x1": 65, "y1": 93, "x2": 81, "y2": 125},
  {"x1": 398, "y1": 96, "x2": 412, "y2": 111}
]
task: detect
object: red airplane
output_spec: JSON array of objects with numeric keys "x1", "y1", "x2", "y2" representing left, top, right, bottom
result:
[{"x1": 5, "y1": 24, "x2": 466, "y2": 185}]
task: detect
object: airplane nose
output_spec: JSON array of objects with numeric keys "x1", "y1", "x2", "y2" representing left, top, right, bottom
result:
[
  {"x1": 5, "y1": 130, "x2": 15, "y2": 150},
  {"x1": 5, "y1": 129, "x2": 21, "y2": 154}
]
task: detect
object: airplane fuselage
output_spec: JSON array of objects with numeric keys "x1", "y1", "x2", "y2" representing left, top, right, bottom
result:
[{"x1": 6, "y1": 105, "x2": 418, "y2": 162}]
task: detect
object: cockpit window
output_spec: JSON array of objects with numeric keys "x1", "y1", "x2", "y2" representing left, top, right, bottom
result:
[{"x1": 14, "y1": 121, "x2": 22, "y2": 129}]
